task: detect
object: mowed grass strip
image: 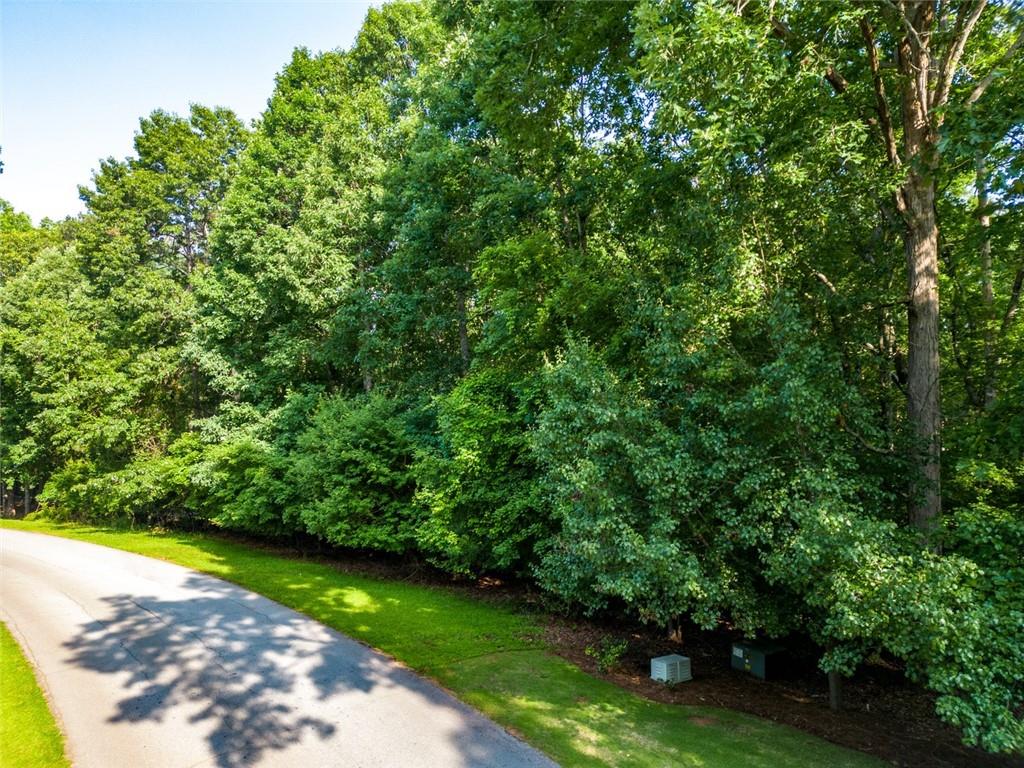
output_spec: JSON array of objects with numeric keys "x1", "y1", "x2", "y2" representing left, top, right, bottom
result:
[
  {"x1": 0, "y1": 621, "x2": 69, "y2": 768},
  {"x1": 1, "y1": 519, "x2": 883, "y2": 768}
]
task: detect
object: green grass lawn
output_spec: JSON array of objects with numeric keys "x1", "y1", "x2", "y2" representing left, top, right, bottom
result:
[
  {"x1": 0, "y1": 621, "x2": 70, "y2": 768},
  {"x1": 1, "y1": 518, "x2": 883, "y2": 768}
]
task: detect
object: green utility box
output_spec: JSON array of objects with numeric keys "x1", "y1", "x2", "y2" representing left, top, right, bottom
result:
[{"x1": 731, "y1": 641, "x2": 784, "y2": 680}]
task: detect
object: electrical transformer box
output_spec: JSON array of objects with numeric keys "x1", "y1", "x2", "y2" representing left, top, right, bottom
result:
[{"x1": 731, "y1": 641, "x2": 783, "y2": 680}]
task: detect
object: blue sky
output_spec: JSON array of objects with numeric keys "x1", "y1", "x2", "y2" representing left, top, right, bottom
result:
[{"x1": 1, "y1": 1, "x2": 373, "y2": 223}]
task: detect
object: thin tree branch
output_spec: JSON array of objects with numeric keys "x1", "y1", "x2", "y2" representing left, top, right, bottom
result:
[
  {"x1": 814, "y1": 271, "x2": 838, "y2": 294},
  {"x1": 838, "y1": 413, "x2": 897, "y2": 455},
  {"x1": 938, "y1": 0, "x2": 969, "y2": 79},
  {"x1": 769, "y1": 16, "x2": 849, "y2": 93},
  {"x1": 861, "y1": 16, "x2": 902, "y2": 170},
  {"x1": 838, "y1": 297, "x2": 910, "y2": 321},
  {"x1": 999, "y1": 266, "x2": 1024, "y2": 338},
  {"x1": 934, "y1": 0, "x2": 988, "y2": 111},
  {"x1": 880, "y1": 0, "x2": 926, "y2": 53},
  {"x1": 966, "y1": 27, "x2": 1024, "y2": 105},
  {"x1": 824, "y1": 66, "x2": 850, "y2": 94}
]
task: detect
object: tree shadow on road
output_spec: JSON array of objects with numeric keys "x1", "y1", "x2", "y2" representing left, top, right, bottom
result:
[{"x1": 61, "y1": 573, "x2": 549, "y2": 768}]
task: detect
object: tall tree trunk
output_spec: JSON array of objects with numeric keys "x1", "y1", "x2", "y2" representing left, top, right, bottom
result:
[
  {"x1": 828, "y1": 670, "x2": 843, "y2": 712},
  {"x1": 23, "y1": 472, "x2": 31, "y2": 518},
  {"x1": 904, "y1": 171, "x2": 942, "y2": 539},
  {"x1": 898, "y1": 3, "x2": 942, "y2": 541}
]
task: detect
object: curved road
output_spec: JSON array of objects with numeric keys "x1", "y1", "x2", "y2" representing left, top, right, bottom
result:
[{"x1": 0, "y1": 529, "x2": 557, "y2": 768}]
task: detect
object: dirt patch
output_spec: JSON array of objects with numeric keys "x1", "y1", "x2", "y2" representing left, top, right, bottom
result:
[{"x1": 688, "y1": 715, "x2": 719, "y2": 727}]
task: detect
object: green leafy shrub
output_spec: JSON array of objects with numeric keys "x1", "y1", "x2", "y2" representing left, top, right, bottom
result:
[
  {"x1": 585, "y1": 636, "x2": 629, "y2": 673},
  {"x1": 40, "y1": 434, "x2": 202, "y2": 526},
  {"x1": 291, "y1": 393, "x2": 419, "y2": 553},
  {"x1": 195, "y1": 436, "x2": 302, "y2": 536},
  {"x1": 414, "y1": 368, "x2": 551, "y2": 574}
]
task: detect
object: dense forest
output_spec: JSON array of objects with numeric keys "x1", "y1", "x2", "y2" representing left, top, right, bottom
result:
[{"x1": 1, "y1": 0, "x2": 1021, "y2": 754}]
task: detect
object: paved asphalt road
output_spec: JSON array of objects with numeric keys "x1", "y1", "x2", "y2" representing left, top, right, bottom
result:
[{"x1": 0, "y1": 529, "x2": 558, "y2": 768}]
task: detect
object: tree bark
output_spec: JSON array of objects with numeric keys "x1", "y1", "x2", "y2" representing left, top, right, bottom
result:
[
  {"x1": 898, "y1": 3, "x2": 942, "y2": 541},
  {"x1": 667, "y1": 615, "x2": 683, "y2": 644},
  {"x1": 828, "y1": 670, "x2": 843, "y2": 712},
  {"x1": 903, "y1": 170, "x2": 942, "y2": 539}
]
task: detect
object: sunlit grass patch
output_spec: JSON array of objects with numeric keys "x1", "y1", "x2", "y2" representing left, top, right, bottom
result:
[{"x1": 0, "y1": 621, "x2": 69, "y2": 768}]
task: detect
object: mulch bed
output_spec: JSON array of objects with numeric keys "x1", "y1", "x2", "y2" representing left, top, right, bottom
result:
[{"x1": 542, "y1": 615, "x2": 1023, "y2": 768}]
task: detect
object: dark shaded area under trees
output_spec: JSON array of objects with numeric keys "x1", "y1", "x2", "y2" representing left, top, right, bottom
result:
[{"x1": 1, "y1": 0, "x2": 1022, "y2": 757}]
